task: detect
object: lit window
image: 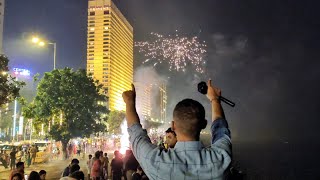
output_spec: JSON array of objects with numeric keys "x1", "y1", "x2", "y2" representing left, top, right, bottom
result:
[
  {"x1": 104, "y1": 27, "x2": 108, "y2": 30},
  {"x1": 104, "y1": 10, "x2": 109, "y2": 15},
  {"x1": 90, "y1": 27, "x2": 95, "y2": 31},
  {"x1": 89, "y1": 42, "x2": 94, "y2": 45}
]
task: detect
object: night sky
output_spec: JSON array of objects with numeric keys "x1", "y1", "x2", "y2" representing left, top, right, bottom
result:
[{"x1": 3, "y1": 0, "x2": 320, "y2": 142}]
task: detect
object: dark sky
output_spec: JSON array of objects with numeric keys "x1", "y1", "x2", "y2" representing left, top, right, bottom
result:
[{"x1": 3, "y1": 0, "x2": 320, "y2": 142}]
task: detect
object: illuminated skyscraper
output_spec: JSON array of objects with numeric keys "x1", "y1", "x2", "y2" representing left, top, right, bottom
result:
[
  {"x1": 0, "y1": 0, "x2": 5, "y2": 54},
  {"x1": 135, "y1": 82, "x2": 167, "y2": 123},
  {"x1": 87, "y1": 0, "x2": 133, "y2": 111}
]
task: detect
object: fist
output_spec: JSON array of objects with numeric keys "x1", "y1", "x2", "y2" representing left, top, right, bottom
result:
[
  {"x1": 122, "y1": 84, "x2": 136, "y2": 105},
  {"x1": 207, "y1": 79, "x2": 221, "y2": 102}
]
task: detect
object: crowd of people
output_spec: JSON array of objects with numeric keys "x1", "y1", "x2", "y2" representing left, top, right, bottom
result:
[
  {"x1": 5, "y1": 79, "x2": 234, "y2": 179},
  {"x1": 0, "y1": 145, "x2": 38, "y2": 170}
]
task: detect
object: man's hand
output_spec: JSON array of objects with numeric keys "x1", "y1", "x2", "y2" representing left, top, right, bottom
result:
[
  {"x1": 123, "y1": 84, "x2": 140, "y2": 127},
  {"x1": 122, "y1": 84, "x2": 136, "y2": 106},
  {"x1": 207, "y1": 79, "x2": 225, "y2": 120},
  {"x1": 207, "y1": 79, "x2": 221, "y2": 102}
]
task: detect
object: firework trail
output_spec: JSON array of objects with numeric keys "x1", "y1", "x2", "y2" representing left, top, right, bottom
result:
[{"x1": 135, "y1": 32, "x2": 207, "y2": 73}]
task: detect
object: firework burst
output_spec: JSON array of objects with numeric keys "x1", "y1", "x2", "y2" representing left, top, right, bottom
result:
[{"x1": 135, "y1": 32, "x2": 207, "y2": 73}]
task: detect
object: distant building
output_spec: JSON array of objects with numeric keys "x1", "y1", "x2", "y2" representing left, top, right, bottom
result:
[
  {"x1": 135, "y1": 82, "x2": 167, "y2": 124},
  {"x1": 86, "y1": 0, "x2": 133, "y2": 111},
  {"x1": 0, "y1": 0, "x2": 5, "y2": 54}
]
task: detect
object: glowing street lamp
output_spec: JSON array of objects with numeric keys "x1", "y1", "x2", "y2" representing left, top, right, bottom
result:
[
  {"x1": 38, "y1": 41, "x2": 45, "y2": 47},
  {"x1": 31, "y1": 36, "x2": 57, "y2": 70},
  {"x1": 31, "y1": 37, "x2": 39, "y2": 43}
]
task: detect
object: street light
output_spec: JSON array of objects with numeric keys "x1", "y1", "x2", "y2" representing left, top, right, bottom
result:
[{"x1": 31, "y1": 36, "x2": 57, "y2": 70}]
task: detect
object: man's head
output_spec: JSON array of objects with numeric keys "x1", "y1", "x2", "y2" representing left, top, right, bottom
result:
[
  {"x1": 16, "y1": 162, "x2": 24, "y2": 171},
  {"x1": 95, "y1": 151, "x2": 101, "y2": 159},
  {"x1": 88, "y1": 154, "x2": 92, "y2": 159},
  {"x1": 172, "y1": 99, "x2": 207, "y2": 140},
  {"x1": 70, "y1": 170, "x2": 84, "y2": 180},
  {"x1": 71, "y1": 158, "x2": 79, "y2": 165},
  {"x1": 39, "y1": 170, "x2": 46, "y2": 180},
  {"x1": 165, "y1": 128, "x2": 177, "y2": 148},
  {"x1": 104, "y1": 153, "x2": 107, "y2": 157}
]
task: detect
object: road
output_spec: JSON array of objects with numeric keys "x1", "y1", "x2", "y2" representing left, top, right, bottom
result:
[{"x1": 0, "y1": 158, "x2": 89, "y2": 180}]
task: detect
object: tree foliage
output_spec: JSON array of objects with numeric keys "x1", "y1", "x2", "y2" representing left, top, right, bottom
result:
[
  {"x1": 23, "y1": 68, "x2": 108, "y2": 144},
  {"x1": 107, "y1": 110, "x2": 125, "y2": 135},
  {"x1": 0, "y1": 55, "x2": 25, "y2": 106}
]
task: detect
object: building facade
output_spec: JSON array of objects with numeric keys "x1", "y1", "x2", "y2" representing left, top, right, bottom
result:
[
  {"x1": 87, "y1": 0, "x2": 133, "y2": 111},
  {"x1": 135, "y1": 82, "x2": 167, "y2": 124},
  {"x1": 0, "y1": 0, "x2": 5, "y2": 54}
]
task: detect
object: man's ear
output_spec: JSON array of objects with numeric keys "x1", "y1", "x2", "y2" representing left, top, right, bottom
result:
[{"x1": 171, "y1": 121, "x2": 175, "y2": 131}]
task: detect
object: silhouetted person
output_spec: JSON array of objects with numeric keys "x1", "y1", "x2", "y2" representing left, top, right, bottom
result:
[
  {"x1": 28, "y1": 171, "x2": 40, "y2": 180},
  {"x1": 61, "y1": 158, "x2": 79, "y2": 177},
  {"x1": 111, "y1": 150, "x2": 123, "y2": 180},
  {"x1": 39, "y1": 170, "x2": 46, "y2": 180}
]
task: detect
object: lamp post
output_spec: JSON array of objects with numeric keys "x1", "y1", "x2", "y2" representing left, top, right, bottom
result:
[{"x1": 31, "y1": 36, "x2": 57, "y2": 70}]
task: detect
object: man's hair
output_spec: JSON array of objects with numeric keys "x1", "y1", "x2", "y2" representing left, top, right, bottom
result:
[
  {"x1": 70, "y1": 164, "x2": 80, "y2": 174},
  {"x1": 88, "y1": 154, "x2": 92, "y2": 158},
  {"x1": 16, "y1": 162, "x2": 24, "y2": 168},
  {"x1": 165, "y1": 128, "x2": 176, "y2": 136},
  {"x1": 70, "y1": 170, "x2": 85, "y2": 180},
  {"x1": 95, "y1": 151, "x2": 101, "y2": 159},
  {"x1": 173, "y1": 99, "x2": 207, "y2": 138},
  {"x1": 71, "y1": 158, "x2": 79, "y2": 164},
  {"x1": 39, "y1": 170, "x2": 46, "y2": 175}
]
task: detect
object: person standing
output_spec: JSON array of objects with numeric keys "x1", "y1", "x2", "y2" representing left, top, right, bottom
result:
[
  {"x1": 91, "y1": 151, "x2": 102, "y2": 180},
  {"x1": 111, "y1": 151, "x2": 123, "y2": 180},
  {"x1": 10, "y1": 148, "x2": 17, "y2": 170},
  {"x1": 86, "y1": 154, "x2": 93, "y2": 180},
  {"x1": 30, "y1": 146, "x2": 37, "y2": 165}
]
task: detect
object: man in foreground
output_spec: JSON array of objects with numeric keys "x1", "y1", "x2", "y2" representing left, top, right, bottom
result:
[{"x1": 122, "y1": 80, "x2": 232, "y2": 179}]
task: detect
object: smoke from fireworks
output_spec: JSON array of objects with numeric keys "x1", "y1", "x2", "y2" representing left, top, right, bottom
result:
[{"x1": 135, "y1": 32, "x2": 207, "y2": 73}]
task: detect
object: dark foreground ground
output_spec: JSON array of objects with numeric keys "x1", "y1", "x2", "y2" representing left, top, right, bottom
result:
[{"x1": 232, "y1": 141, "x2": 320, "y2": 180}]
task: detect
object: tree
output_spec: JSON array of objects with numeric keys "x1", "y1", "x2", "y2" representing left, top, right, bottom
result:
[
  {"x1": 0, "y1": 55, "x2": 25, "y2": 106},
  {"x1": 107, "y1": 110, "x2": 125, "y2": 135},
  {"x1": 23, "y1": 68, "x2": 108, "y2": 157}
]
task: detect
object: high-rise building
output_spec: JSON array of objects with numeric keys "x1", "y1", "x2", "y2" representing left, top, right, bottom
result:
[
  {"x1": 0, "y1": 0, "x2": 5, "y2": 54},
  {"x1": 135, "y1": 82, "x2": 167, "y2": 124},
  {"x1": 87, "y1": 0, "x2": 133, "y2": 111}
]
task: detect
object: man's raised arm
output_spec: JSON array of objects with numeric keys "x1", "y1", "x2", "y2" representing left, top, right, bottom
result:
[
  {"x1": 122, "y1": 84, "x2": 140, "y2": 127},
  {"x1": 206, "y1": 80, "x2": 231, "y2": 145}
]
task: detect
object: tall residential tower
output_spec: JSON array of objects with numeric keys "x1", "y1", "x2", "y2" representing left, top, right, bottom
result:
[{"x1": 87, "y1": 0, "x2": 133, "y2": 111}]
